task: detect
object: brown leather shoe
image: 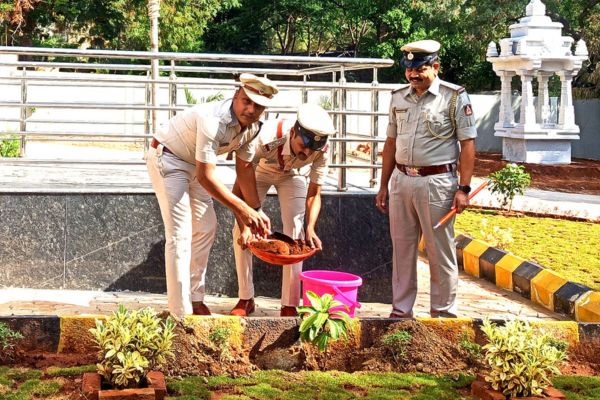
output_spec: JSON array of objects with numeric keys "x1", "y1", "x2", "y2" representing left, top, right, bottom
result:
[
  {"x1": 230, "y1": 298, "x2": 255, "y2": 317},
  {"x1": 280, "y1": 305, "x2": 298, "y2": 317},
  {"x1": 192, "y1": 301, "x2": 211, "y2": 316}
]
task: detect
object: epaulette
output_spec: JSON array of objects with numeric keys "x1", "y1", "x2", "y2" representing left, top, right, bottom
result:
[
  {"x1": 262, "y1": 137, "x2": 287, "y2": 152},
  {"x1": 439, "y1": 80, "x2": 465, "y2": 93},
  {"x1": 391, "y1": 83, "x2": 411, "y2": 94}
]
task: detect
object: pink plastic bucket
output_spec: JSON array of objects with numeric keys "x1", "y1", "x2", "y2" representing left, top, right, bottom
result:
[{"x1": 299, "y1": 270, "x2": 362, "y2": 317}]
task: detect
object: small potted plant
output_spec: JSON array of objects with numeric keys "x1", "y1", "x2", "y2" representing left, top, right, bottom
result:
[
  {"x1": 472, "y1": 319, "x2": 567, "y2": 399},
  {"x1": 83, "y1": 305, "x2": 176, "y2": 400}
]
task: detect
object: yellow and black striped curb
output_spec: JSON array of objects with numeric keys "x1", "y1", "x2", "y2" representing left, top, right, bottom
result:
[
  {"x1": 0, "y1": 315, "x2": 596, "y2": 354},
  {"x1": 455, "y1": 233, "x2": 600, "y2": 323}
]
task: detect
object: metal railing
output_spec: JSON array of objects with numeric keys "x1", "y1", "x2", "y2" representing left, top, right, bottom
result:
[{"x1": 0, "y1": 46, "x2": 397, "y2": 190}]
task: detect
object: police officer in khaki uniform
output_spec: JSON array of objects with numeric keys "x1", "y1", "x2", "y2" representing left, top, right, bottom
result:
[
  {"x1": 376, "y1": 40, "x2": 477, "y2": 318},
  {"x1": 230, "y1": 103, "x2": 335, "y2": 317},
  {"x1": 146, "y1": 73, "x2": 278, "y2": 317}
]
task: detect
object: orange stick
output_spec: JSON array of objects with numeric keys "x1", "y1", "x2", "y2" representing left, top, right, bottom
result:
[{"x1": 433, "y1": 180, "x2": 490, "y2": 230}]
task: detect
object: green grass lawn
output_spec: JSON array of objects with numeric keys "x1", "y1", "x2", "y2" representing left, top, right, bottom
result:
[
  {"x1": 2, "y1": 366, "x2": 600, "y2": 399},
  {"x1": 455, "y1": 210, "x2": 600, "y2": 291}
]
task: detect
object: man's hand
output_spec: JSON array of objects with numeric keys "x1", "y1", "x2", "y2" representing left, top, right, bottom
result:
[
  {"x1": 452, "y1": 190, "x2": 470, "y2": 214},
  {"x1": 305, "y1": 226, "x2": 322, "y2": 250},
  {"x1": 237, "y1": 205, "x2": 271, "y2": 237},
  {"x1": 375, "y1": 187, "x2": 389, "y2": 214},
  {"x1": 237, "y1": 225, "x2": 256, "y2": 249}
]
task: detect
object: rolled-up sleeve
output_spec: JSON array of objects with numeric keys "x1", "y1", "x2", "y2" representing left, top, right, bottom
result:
[
  {"x1": 455, "y1": 92, "x2": 478, "y2": 140},
  {"x1": 309, "y1": 150, "x2": 329, "y2": 185},
  {"x1": 195, "y1": 116, "x2": 221, "y2": 164}
]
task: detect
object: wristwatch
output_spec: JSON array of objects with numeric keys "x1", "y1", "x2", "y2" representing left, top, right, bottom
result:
[{"x1": 457, "y1": 185, "x2": 472, "y2": 194}]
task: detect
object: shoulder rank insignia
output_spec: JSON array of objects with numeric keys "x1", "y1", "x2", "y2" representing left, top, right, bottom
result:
[{"x1": 262, "y1": 137, "x2": 286, "y2": 152}]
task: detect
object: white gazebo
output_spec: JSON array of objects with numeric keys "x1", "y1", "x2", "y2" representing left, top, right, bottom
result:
[{"x1": 487, "y1": 0, "x2": 588, "y2": 164}]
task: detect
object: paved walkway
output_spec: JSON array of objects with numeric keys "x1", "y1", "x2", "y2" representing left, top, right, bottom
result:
[{"x1": 0, "y1": 257, "x2": 563, "y2": 320}]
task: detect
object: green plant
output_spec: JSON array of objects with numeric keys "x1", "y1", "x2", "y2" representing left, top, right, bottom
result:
[
  {"x1": 0, "y1": 135, "x2": 20, "y2": 158},
  {"x1": 479, "y1": 218, "x2": 514, "y2": 249},
  {"x1": 481, "y1": 319, "x2": 567, "y2": 398},
  {"x1": 381, "y1": 330, "x2": 412, "y2": 364},
  {"x1": 208, "y1": 326, "x2": 232, "y2": 361},
  {"x1": 89, "y1": 305, "x2": 176, "y2": 388},
  {"x1": 184, "y1": 88, "x2": 225, "y2": 105},
  {"x1": 488, "y1": 163, "x2": 531, "y2": 212},
  {"x1": 319, "y1": 95, "x2": 332, "y2": 110},
  {"x1": 545, "y1": 337, "x2": 569, "y2": 353},
  {"x1": 459, "y1": 332, "x2": 482, "y2": 363},
  {"x1": 0, "y1": 322, "x2": 23, "y2": 351},
  {"x1": 297, "y1": 291, "x2": 351, "y2": 352}
]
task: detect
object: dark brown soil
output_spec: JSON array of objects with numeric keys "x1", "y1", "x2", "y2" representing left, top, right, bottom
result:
[{"x1": 474, "y1": 152, "x2": 600, "y2": 196}]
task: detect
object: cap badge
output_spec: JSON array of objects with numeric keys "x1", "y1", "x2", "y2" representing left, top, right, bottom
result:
[
  {"x1": 407, "y1": 52, "x2": 414, "y2": 60},
  {"x1": 314, "y1": 135, "x2": 322, "y2": 142}
]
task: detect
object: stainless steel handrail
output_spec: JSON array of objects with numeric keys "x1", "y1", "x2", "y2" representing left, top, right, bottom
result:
[{"x1": 0, "y1": 46, "x2": 396, "y2": 190}]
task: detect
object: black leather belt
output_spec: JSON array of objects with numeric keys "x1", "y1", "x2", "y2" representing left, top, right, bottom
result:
[
  {"x1": 151, "y1": 138, "x2": 173, "y2": 155},
  {"x1": 396, "y1": 163, "x2": 453, "y2": 177}
]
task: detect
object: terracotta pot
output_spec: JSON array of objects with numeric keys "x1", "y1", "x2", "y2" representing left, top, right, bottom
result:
[
  {"x1": 471, "y1": 378, "x2": 566, "y2": 400},
  {"x1": 82, "y1": 371, "x2": 167, "y2": 400}
]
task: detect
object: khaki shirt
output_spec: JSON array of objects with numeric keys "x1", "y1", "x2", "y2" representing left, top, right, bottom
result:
[
  {"x1": 386, "y1": 77, "x2": 477, "y2": 166},
  {"x1": 251, "y1": 119, "x2": 330, "y2": 185},
  {"x1": 154, "y1": 98, "x2": 258, "y2": 165}
]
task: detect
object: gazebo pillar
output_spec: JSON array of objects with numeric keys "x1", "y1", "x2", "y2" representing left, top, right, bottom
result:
[
  {"x1": 517, "y1": 72, "x2": 537, "y2": 128},
  {"x1": 536, "y1": 72, "x2": 552, "y2": 125},
  {"x1": 557, "y1": 71, "x2": 576, "y2": 129},
  {"x1": 498, "y1": 71, "x2": 515, "y2": 127}
]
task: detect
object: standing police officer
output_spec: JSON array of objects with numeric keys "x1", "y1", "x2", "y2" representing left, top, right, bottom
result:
[
  {"x1": 230, "y1": 103, "x2": 335, "y2": 317},
  {"x1": 146, "y1": 73, "x2": 278, "y2": 317},
  {"x1": 376, "y1": 40, "x2": 477, "y2": 318}
]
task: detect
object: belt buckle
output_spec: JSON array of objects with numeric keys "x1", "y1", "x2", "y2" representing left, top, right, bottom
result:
[{"x1": 405, "y1": 166, "x2": 420, "y2": 177}]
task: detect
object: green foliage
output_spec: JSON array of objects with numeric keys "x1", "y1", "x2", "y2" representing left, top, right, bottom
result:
[
  {"x1": 184, "y1": 88, "x2": 198, "y2": 105},
  {"x1": 46, "y1": 364, "x2": 96, "y2": 377},
  {"x1": 545, "y1": 337, "x2": 569, "y2": 353},
  {"x1": 456, "y1": 210, "x2": 600, "y2": 291},
  {"x1": 89, "y1": 305, "x2": 176, "y2": 389},
  {"x1": 297, "y1": 291, "x2": 352, "y2": 352},
  {"x1": 381, "y1": 330, "x2": 412, "y2": 364},
  {"x1": 0, "y1": 322, "x2": 23, "y2": 351},
  {"x1": 481, "y1": 319, "x2": 567, "y2": 398},
  {"x1": 319, "y1": 95, "x2": 332, "y2": 110},
  {"x1": 459, "y1": 332, "x2": 482, "y2": 363},
  {"x1": 0, "y1": 136, "x2": 20, "y2": 158},
  {"x1": 479, "y1": 217, "x2": 514, "y2": 250},
  {"x1": 167, "y1": 376, "x2": 211, "y2": 399},
  {"x1": 208, "y1": 326, "x2": 232, "y2": 361},
  {"x1": 488, "y1": 163, "x2": 531, "y2": 212}
]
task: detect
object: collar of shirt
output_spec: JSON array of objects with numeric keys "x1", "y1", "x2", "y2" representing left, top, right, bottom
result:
[
  {"x1": 404, "y1": 76, "x2": 441, "y2": 99},
  {"x1": 281, "y1": 133, "x2": 292, "y2": 157}
]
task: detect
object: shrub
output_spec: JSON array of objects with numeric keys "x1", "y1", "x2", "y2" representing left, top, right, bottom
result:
[
  {"x1": 0, "y1": 136, "x2": 20, "y2": 158},
  {"x1": 297, "y1": 291, "x2": 351, "y2": 352},
  {"x1": 209, "y1": 326, "x2": 232, "y2": 361},
  {"x1": 481, "y1": 319, "x2": 566, "y2": 397},
  {"x1": 459, "y1": 332, "x2": 482, "y2": 363},
  {"x1": 488, "y1": 163, "x2": 531, "y2": 212},
  {"x1": 89, "y1": 305, "x2": 176, "y2": 388},
  {"x1": 0, "y1": 322, "x2": 23, "y2": 354},
  {"x1": 381, "y1": 330, "x2": 412, "y2": 364},
  {"x1": 479, "y1": 218, "x2": 514, "y2": 249}
]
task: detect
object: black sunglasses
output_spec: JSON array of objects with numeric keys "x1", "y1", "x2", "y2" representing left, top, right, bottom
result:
[{"x1": 295, "y1": 122, "x2": 327, "y2": 151}]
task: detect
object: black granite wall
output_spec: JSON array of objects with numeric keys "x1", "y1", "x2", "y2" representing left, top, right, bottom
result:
[{"x1": 0, "y1": 192, "x2": 393, "y2": 302}]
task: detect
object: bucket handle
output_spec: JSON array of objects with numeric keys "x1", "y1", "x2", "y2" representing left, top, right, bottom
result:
[{"x1": 332, "y1": 285, "x2": 362, "y2": 309}]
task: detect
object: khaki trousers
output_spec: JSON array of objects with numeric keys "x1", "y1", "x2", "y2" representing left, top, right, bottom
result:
[
  {"x1": 389, "y1": 169, "x2": 458, "y2": 317},
  {"x1": 233, "y1": 168, "x2": 308, "y2": 306},
  {"x1": 146, "y1": 146, "x2": 217, "y2": 316}
]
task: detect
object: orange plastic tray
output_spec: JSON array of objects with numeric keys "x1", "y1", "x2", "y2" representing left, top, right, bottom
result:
[{"x1": 248, "y1": 241, "x2": 318, "y2": 265}]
